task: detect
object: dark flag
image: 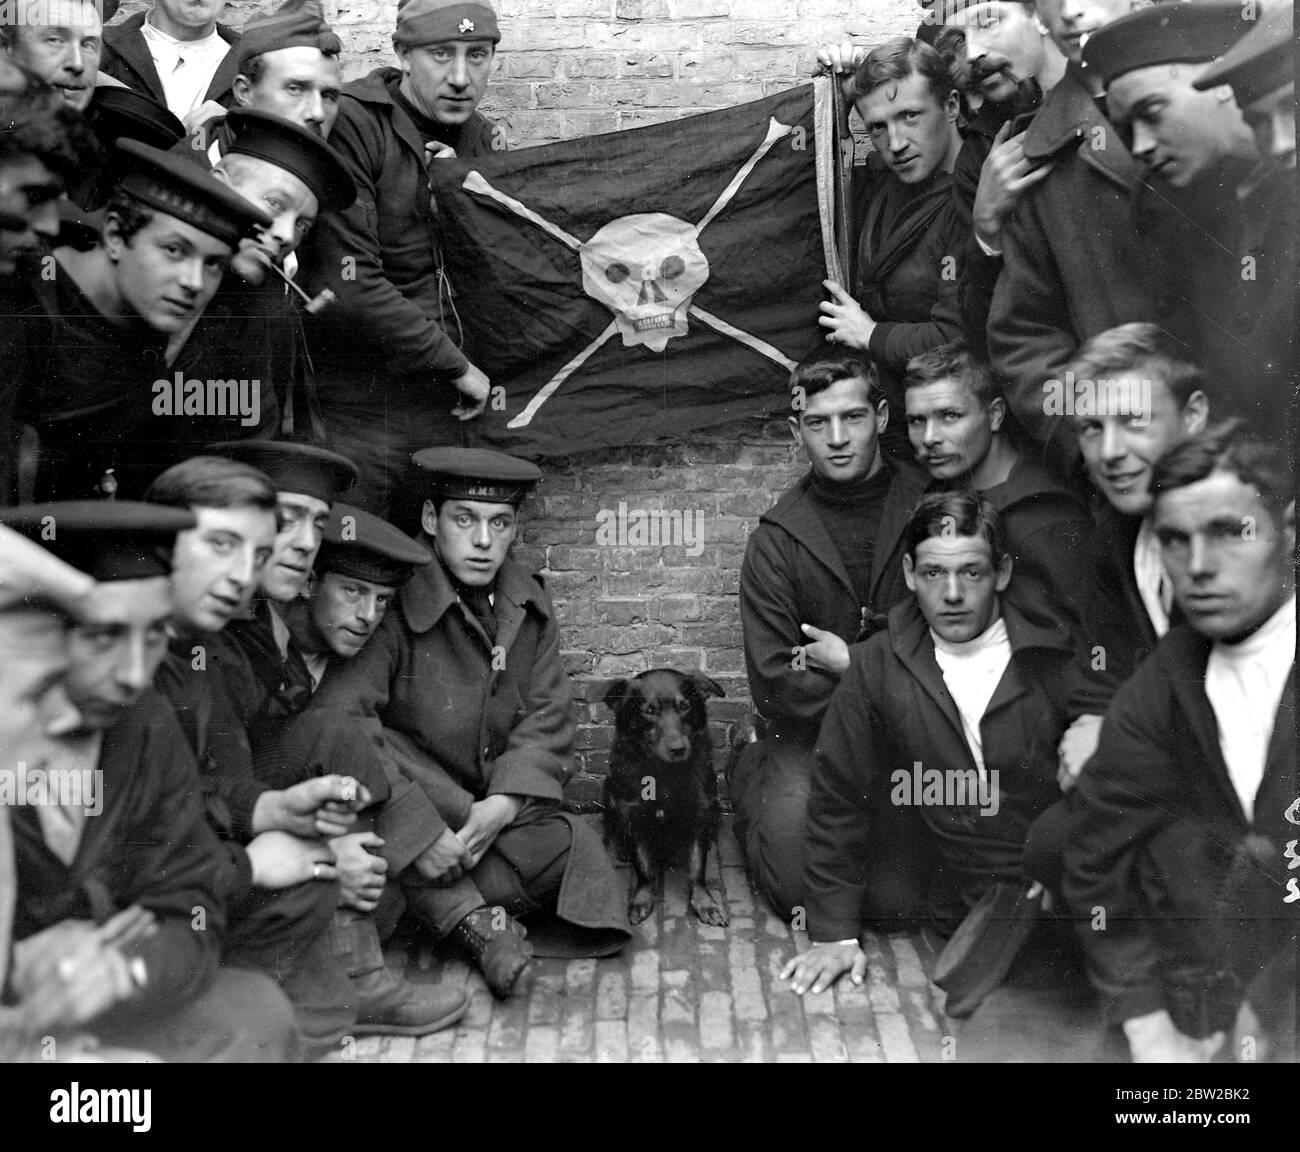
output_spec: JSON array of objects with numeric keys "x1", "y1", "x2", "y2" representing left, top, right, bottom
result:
[{"x1": 430, "y1": 84, "x2": 830, "y2": 457}]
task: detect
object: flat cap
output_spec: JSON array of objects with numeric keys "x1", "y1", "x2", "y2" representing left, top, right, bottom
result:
[
  {"x1": 413, "y1": 446, "x2": 541, "y2": 505},
  {"x1": 316, "y1": 503, "x2": 432, "y2": 587},
  {"x1": 206, "y1": 440, "x2": 358, "y2": 504},
  {"x1": 225, "y1": 108, "x2": 356, "y2": 212},
  {"x1": 1082, "y1": 1, "x2": 1253, "y2": 86},
  {"x1": 1193, "y1": 2, "x2": 1293, "y2": 106},
  {"x1": 236, "y1": 0, "x2": 342, "y2": 74},
  {"x1": 114, "y1": 138, "x2": 272, "y2": 248},
  {"x1": 0, "y1": 501, "x2": 196, "y2": 582}
]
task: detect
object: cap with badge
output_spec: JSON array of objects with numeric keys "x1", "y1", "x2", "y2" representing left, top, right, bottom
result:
[
  {"x1": 412, "y1": 447, "x2": 541, "y2": 507},
  {"x1": 393, "y1": 0, "x2": 501, "y2": 49},
  {"x1": 206, "y1": 440, "x2": 359, "y2": 505},
  {"x1": 236, "y1": 0, "x2": 342, "y2": 74},
  {"x1": 1193, "y1": 2, "x2": 1293, "y2": 107},
  {"x1": 316, "y1": 503, "x2": 432, "y2": 588},
  {"x1": 1081, "y1": 0, "x2": 1254, "y2": 86},
  {"x1": 113, "y1": 138, "x2": 273, "y2": 248},
  {"x1": 0, "y1": 502, "x2": 196, "y2": 582},
  {"x1": 224, "y1": 108, "x2": 357, "y2": 212}
]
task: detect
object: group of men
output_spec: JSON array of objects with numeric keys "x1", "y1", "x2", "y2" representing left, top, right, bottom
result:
[
  {"x1": 733, "y1": 0, "x2": 1294, "y2": 1062},
  {"x1": 0, "y1": 0, "x2": 1293, "y2": 1063}
]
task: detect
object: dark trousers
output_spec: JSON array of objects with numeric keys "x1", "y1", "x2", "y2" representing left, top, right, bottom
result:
[
  {"x1": 731, "y1": 737, "x2": 932, "y2": 924},
  {"x1": 89, "y1": 965, "x2": 304, "y2": 1062}
]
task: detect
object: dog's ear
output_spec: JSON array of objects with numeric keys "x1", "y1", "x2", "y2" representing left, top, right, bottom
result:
[
  {"x1": 600, "y1": 679, "x2": 632, "y2": 713},
  {"x1": 688, "y1": 672, "x2": 726, "y2": 700}
]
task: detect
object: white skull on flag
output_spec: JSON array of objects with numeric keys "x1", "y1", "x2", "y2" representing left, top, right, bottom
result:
[{"x1": 579, "y1": 214, "x2": 710, "y2": 353}]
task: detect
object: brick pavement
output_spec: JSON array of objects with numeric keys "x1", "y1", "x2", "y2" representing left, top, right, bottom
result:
[{"x1": 333, "y1": 817, "x2": 1108, "y2": 1064}]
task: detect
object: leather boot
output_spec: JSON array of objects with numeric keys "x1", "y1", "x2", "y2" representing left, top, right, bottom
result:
[
  {"x1": 334, "y1": 909, "x2": 469, "y2": 1037},
  {"x1": 450, "y1": 907, "x2": 535, "y2": 999}
]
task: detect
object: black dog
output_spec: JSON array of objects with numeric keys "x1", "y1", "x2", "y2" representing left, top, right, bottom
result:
[{"x1": 601, "y1": 670, "x2": 729, "y2": 927}]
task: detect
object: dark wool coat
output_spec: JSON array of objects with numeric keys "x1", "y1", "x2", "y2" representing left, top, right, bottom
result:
[
  {"x1": 806, "y1": 599, "x2": 1071, "y2": 941},
  {"x1": 1062, "y1": 625, "x2": 1297, "y2": 1025},
  {"x1": 311, "y1": 552, "x2": 629, "y2": 934},
  {"x1": 102, "y1": 13, "x2": 240, "y2": 111},
  {"x1": 298, "y1": 67, "x2": 500, "y2": 385},
  {"x1": 978, "y1": 454, "x2": 1093, "y2": 644},
  {"x1": 986, "y1": 63, "x2": 1165, "y2": 452},
  {"x1": 1065, "y1": 503, "x2": 1182, "y2": 721},
  {"x1": 849, "y1": 157, "x2": 965, "y2": 380},
  {"x1": 8, "y1": 690, "x2": 229, "y2": 1014},
  {"x1": 739, "y1": 459, "x2": 928, "y2": 742}
]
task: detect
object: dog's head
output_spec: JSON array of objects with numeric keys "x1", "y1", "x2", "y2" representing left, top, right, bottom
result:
[{"x1": 601, "y1": 669, "x2": 725, "y2": 766}]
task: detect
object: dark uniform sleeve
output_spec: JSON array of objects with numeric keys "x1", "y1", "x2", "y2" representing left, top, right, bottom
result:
[
  {"x1": 304, "y1": 98, "x2": 470, "y2": 379},
  {"x1": 805, "y1": 648, "x2": 885, "y2": 942},
  {"x1": 115, "y1": 701, "x2": 230, "y2": 1013},
  {"x1": 740, "y1": 523, "x2": 839, "y2": 729},
  {"x1": 484, "y1": 606, "x2": 572, "y2": 804},
  {"x1": 1061, "y1": 656, "x2": 1175, "y2": 1024},
  {"x1": 986, "y1": 187, "x2": 1074, "y2": 449}
]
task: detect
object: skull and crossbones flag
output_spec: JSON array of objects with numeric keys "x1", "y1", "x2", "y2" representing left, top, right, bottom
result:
[{"x1": 431, "y1": 83, "x2": 834, "y2": 456}]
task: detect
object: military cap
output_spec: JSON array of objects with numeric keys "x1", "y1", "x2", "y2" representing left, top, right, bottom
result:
[
  {"x1": 91, "y1": 86, "x2": 185, "y2": 152},
  {"x1": 206, "y1": 440, "x2": 358, "y2": 505},
  {"x1": 412, "y1": 446, "x2": 542, "y2": 506},
  {"x1": 315, "y1": 503, "x2": 432, "y2": 587},
  {"x1": 1082, "y1": 1, "x2": 1253, "y2": 86},
  {"x1": 0, "y1": 501, "x2": 196, "y2": 582},
  {"x1": 225, "y1": 108, "x2": 357, "y2": 212},
  {"x1": 236, "y1": 0, "x2": 342, "y2": 74},
  {"x1": 393, "y1": 0, "x2": 501, "y2": 49},
  {"x1": 1193, "y1": 2, "x2": 1293, "y2": 106},
  {"x1": 114, "y1": 138, "x2": 273, "y2": 248}
]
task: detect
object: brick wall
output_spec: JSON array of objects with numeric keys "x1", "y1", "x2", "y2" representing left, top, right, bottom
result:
[{"x1": 109, "y1": 0, "x2": 920, "y2": 808}]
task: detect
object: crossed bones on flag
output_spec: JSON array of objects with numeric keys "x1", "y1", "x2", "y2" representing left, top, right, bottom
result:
[{"x1": 460, "y1": 116, "x2": 801, "y2": 428}]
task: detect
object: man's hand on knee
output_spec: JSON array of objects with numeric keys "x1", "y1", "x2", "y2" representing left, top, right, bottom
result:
[
  {"x1": 780, "y1": 940, "x2": 866, "y2": 995},
  {"x1": 414, "y1": 827, "x2": 474, "y2": 886},
  {"x1": 1123, "y1": 1008, "x2": 1224, "y2": 1063},
  {"x1": 457, "y1": 795, "x2": 524, "y2": 868},
  {"x1": 254, "y1": 776, "x2": 372, "y2": 839},
  {"x1": 330, "y1": 831, "x2": 388, "y2": 912}
]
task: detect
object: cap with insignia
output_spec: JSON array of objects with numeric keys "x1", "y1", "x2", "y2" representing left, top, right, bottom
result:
[
  {"x1": 236, "y1": 0, "x2": 343, "y2": 75},
  {"x1": 1193, "y1": 2, "x2": 1293, "y2": 107},
  {"x1": 1081, "y1": 1, "x2": 1253, "y2": 87},
  {"x1": 0, "y1": 502, "x2": 196, "y2": 582},
  {"x1": 316, "y1": 503, "x2": 432, "y2": 587},
  {"x1": 412, "y1": 447, "x2": 541, "y2": 506},
  {"x1": 224, "y1": 108, "x2": 357, "y2": 212},
  {"x1": 393, "y1": 0, "x2": 501, "y2": 49},
  {"x1": 114, "y1": 138, "x2": 273, "y2": 248},
  {"x1": 91, "y1": 87, "x2": 185, "y2": 153},
  {"x1": 205, "y1": 440, "x2": 359, "y2": 505}
]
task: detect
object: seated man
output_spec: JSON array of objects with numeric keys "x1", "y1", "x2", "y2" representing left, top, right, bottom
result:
[
  {"x1": 782, "y1": 491, "x2": 1070, "y2": 995},
  {"x1": 817, "y1": 36, "x2": 965, "y2": 456},
  {"x1": 11, "y1": 138, "x2": 271, "y2": 499},
  {"x1": 161, "y1": 111, "x2": 357, "y2": 453},
  {"x1": 1053, "y1": 325, "x2": 1211, "y2": 791},
  {"x1": 903, "y1": 340, "x2": 1092, "y2": 642},
  {"x1": 282, "y1": 501, "x2": 432, "y2": 690},
  {"x1": 734, "y1": 348, "x2": 927, "y2": 922},
  {"x1": 1064, "y1": 425, "x2": 1295, "y2": 1063},
  {"x1": 145, "y1": 454, "x2": 469, "y2": 1047},
  {"x1": 312, "y1": 447, "x2": 632, "y2": 998},
  {"x1": 0, "y1": 500, "x2": 303, "y2": 1061}
]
